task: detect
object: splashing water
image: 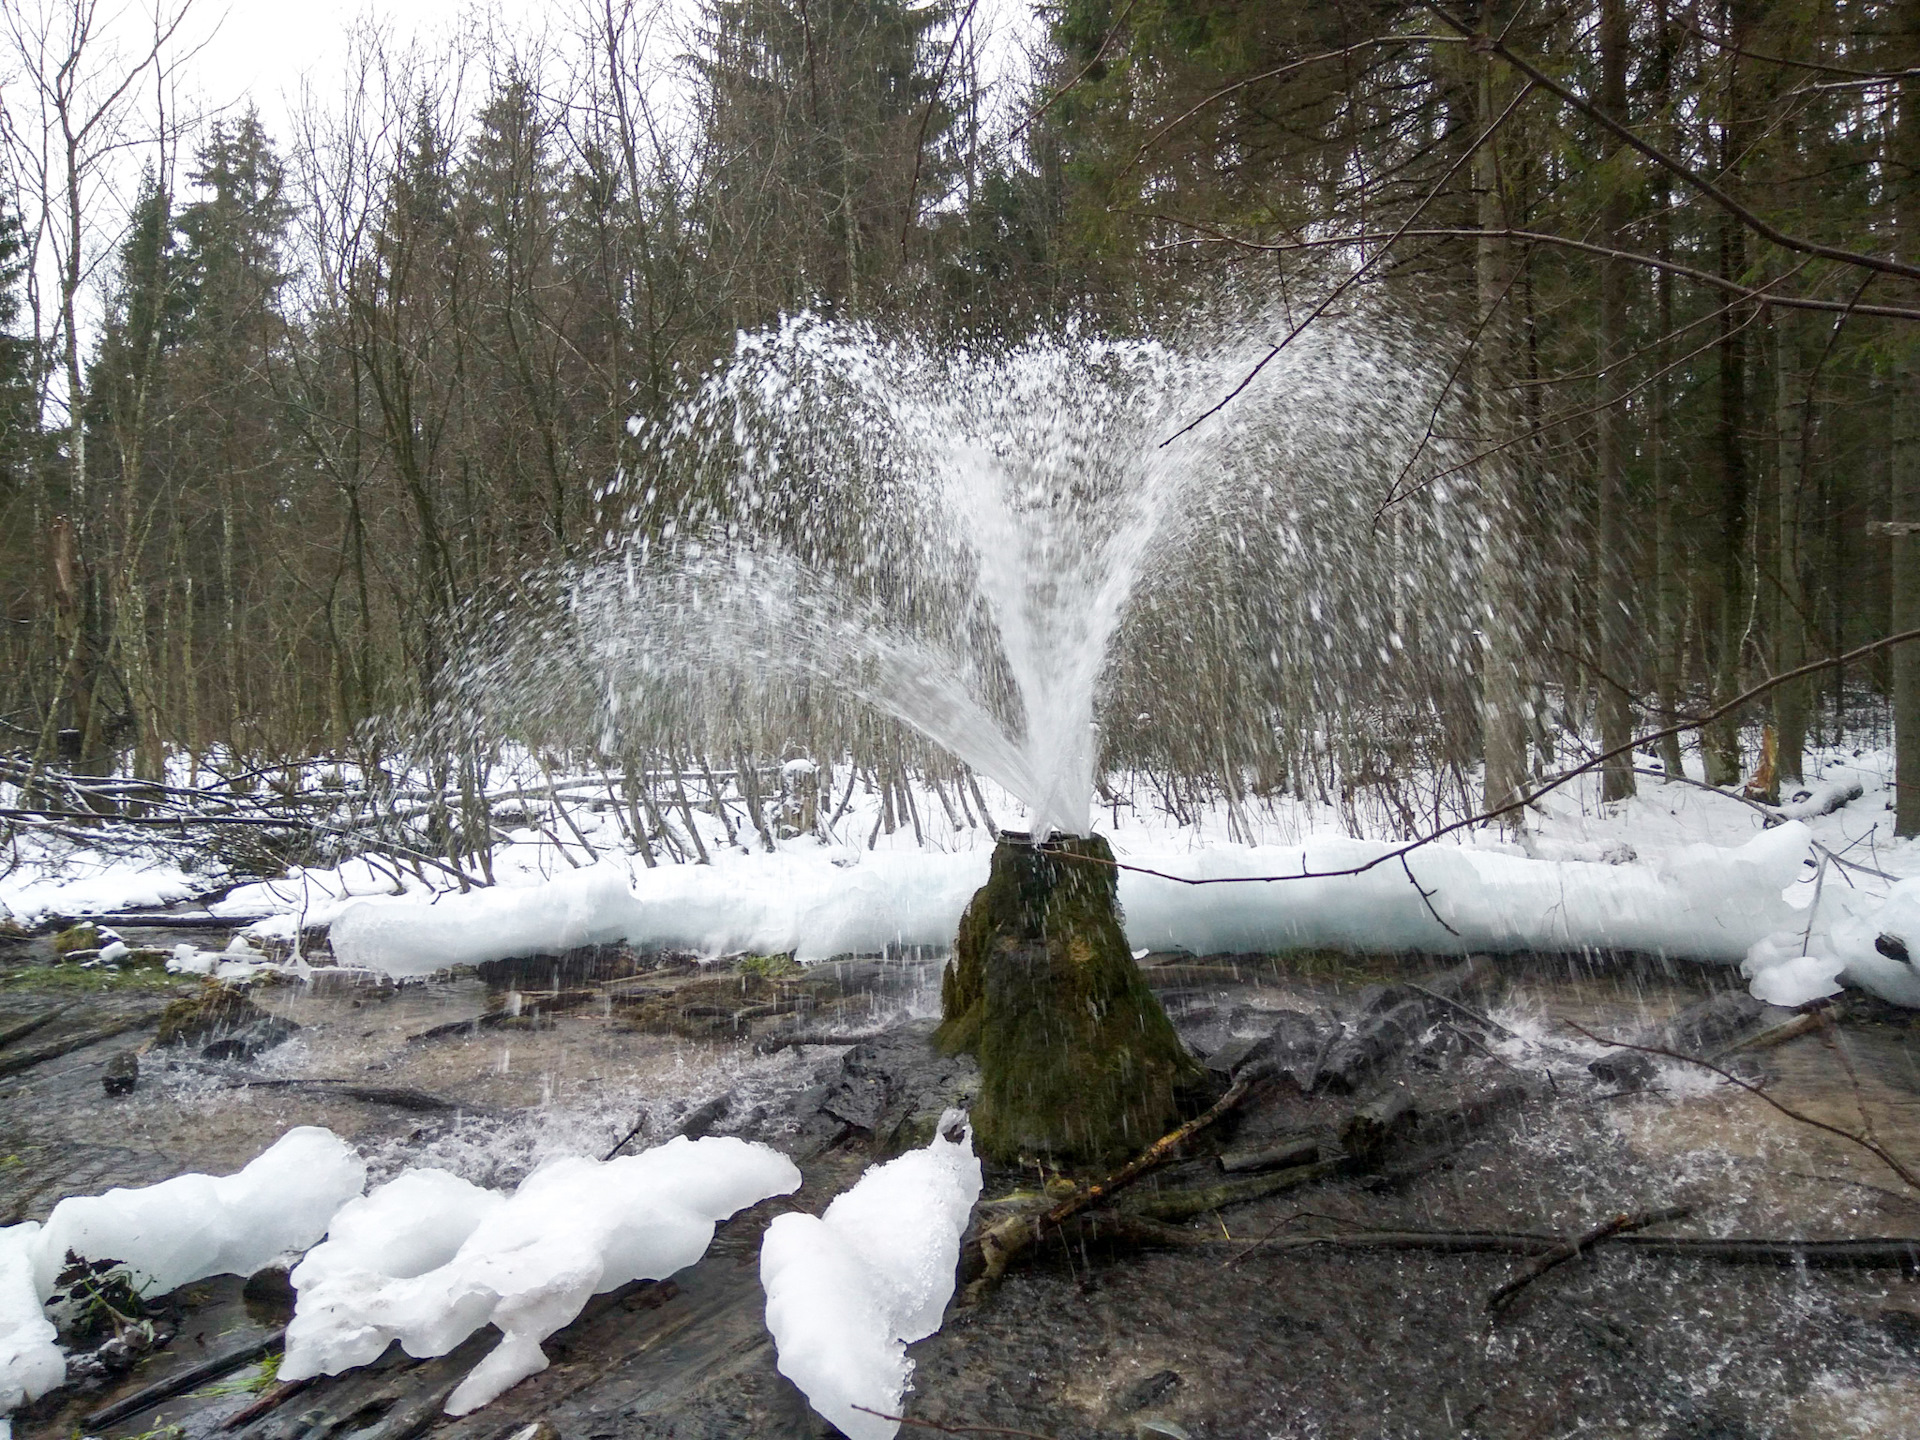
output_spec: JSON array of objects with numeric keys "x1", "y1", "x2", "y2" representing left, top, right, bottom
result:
[{"x1": 461, "y1": 309, "x2": 1486, "y2": 840}]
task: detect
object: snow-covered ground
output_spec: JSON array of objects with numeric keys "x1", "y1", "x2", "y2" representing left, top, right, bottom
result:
[{"x1": 6, "y1": 741, "x2": 1918, "y2": 1008}]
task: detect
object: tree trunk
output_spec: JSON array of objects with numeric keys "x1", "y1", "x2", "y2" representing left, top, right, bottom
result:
[
  {"x1": 1595, "y1": 0, "x2": 1636, "y2": 802},
  {"x1": 1773, "y1": 312, "x2": 1810, "y2": 786},
  {"x1": 1475, "y1": 38, "x2": 1528, "y2": 820},
  {"x1": 1894, "y1": 38, "x2": 1920, "y2": 835},
  {"x1": 936, "y1": 833, "x2": 1198, "y2": 1170}
]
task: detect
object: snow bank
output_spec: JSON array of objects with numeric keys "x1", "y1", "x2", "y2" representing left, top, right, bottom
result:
[
  {"x1": 331, "y1": 850, "x2": 984, "y2": 974},
  {"x1": 759, "y1": 1113, "x2": 981, "y2": 1440},
  {"x1": 0, "y1": 1129, "x2": 365, "y2": 1426},
  {"x1": 27, "y1": 1128, "x2": 364, "y2": 1301},
  {"x1": 282, "y1": 1137, "x2": 803, "y2": 1415},
  {"x1": 332, "y1": 824, "x2": 1811, "y2": 977},
  {"x1": 0, "y1": 1228, "x2": 62, "y2": 1419}
]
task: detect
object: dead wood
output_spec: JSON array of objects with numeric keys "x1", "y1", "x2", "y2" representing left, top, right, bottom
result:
[
  {"x1": 1120, "y1": 1157, "x2": 1348, "y2": 1223},
  {"x1": 218, "y1": 1079, "x2": 478, "y2": 1112},
  {"x1": 0, "y1": 1010, "x2": 165, "y2": 1077},
  {"x1": 1220, "y1": 1135, "x2": 1319, "y2": 1174},
  {"x1": 1089, "y1": 1223, "x2": 1920, "y2": 1274},
  {"x1": 0, "y1": 1002, "x2": 75, "y2": 1048},
  {"x1": 1486, "y1": 1206, "x2": 1692, "y2": 1312},
  {"x1": 1339, "y1": 1088, "x2": 1415, "y2": 1161},
  {"x1": 220, "y1": 1377, "x2": 317, "y2": 1431},
  {"x1": 755, "y1": 1029, "x2": 893, "y2": 1053},
  {"x1": 83, "y1": 1328, "x2": 286, "y2": 1430},
  {"x1": 961, "y1": 1071, "x2": 1257, "y2": 1302}
]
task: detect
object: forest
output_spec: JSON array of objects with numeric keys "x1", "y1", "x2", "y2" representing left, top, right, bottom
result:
[{"x1": 1, "y1": 0, "x2": 1916, "y2": 853}]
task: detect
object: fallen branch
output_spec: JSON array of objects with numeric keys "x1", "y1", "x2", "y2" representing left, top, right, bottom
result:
[
  {"x1": 1563, "y1": 1021, "x2": 1920, "y2": 1193},
  {"x1": 0, "y1": 1011, "x2": 166, "y2": 1079},
  {"x1": 854, "y1": 1406, "x2": 1059, "y2": 1439},
  {"x1": 220, "y1": 1376, "x2": 317, "y2": 1431},
  {"x1": 964, "y1": 1072, "x2": 1258, "y2": 1301},
  {"x1": 0, "y1": 1002, "x2": 75, "y2": 1048},
  {"x1": 1128, "y1": 1223, "x2": 1920, "y2": 1272},
  {"x1": 1487, "y1": 1205, "x2": 1691, "y2": 1312}
]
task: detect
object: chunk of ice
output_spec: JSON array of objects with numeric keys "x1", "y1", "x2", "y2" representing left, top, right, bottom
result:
[
  {"x1": 0, "y1": 1226, "x2": 62, "y2": 1418},
  {"x1": 1, "y1": 1129, "x2": 365, "y2": 1424},
  {"x1": 282, "y1": 1137, "x2": 803, "y2": 1415},
  {"x1": 760, "y1": 1112, "x2": 982, "y2": 1440}
]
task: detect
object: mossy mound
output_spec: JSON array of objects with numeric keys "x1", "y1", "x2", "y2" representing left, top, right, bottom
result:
[{"x1": 935, "y1": 833, "x2": 1199, "y2": 1170}]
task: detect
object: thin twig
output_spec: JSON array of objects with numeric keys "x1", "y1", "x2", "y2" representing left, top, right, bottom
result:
[
  {"x1": 852, "y1": 1407, "x2": 1058, "y2": 1440},
  {"x1": 1562, "y1": 1021, "x2": 1920, "y2": 1193},
  {"x1": 1486, "y1": 1205, "x2": 1691, "y2": 1312}
]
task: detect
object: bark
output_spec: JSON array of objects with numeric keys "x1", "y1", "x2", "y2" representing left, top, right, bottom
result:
[
  {"x1": 936, "y1": 834, "x2": 1198, "y2": 1169},
  {"x1": 1896, "y1": 49, "x2": 1920, "y2": 834},
  {"x1": 1595, "y1": 0, "x2": 1636, "y2": 802},
  {"x1": 1774, "y1": 312, "x2": 1810, "y2": 784},
  {"x1": 1475, "y1": 33, "x2": 1529, "y2": 819}
]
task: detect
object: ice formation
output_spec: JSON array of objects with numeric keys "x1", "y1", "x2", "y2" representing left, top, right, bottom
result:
[
  {"x1": 0, "y1": 1228, "x2": 62, "y2": 1421},
  {"x1": 0, "y1": 1129, "x2": 365, "y2": 1427},
  {"x1": 760, "y1": 1112, "x2": 982, "y2": 1440},
  {"x1": 282, "y1": 1137, "x2": 804, "y2": 1415},
  {"x1": 332, "y1": 823, "x2": 1812, "y2": 977}
]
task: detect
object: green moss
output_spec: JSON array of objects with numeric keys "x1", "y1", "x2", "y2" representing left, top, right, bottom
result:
[
  {"x1": 937, "y1": 834, "x2": 1200, "y2": 1171},
  {"x1": 51, "y1": 922, "x2": 102, "y2": 956},
  {"x1": 0, "y1": 964, "x2": 186, "y2": 993},
  {"x1": 735, "y1": 952, "x2": 800, "y2": 980}
]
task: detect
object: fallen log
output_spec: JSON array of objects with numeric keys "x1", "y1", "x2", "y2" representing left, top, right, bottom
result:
[
  {"x1": 0, "y1": 1011, "x2": 166, "y2": 1078},
  {"x1": 219, "y1": 1078, "x2": 479, "y2": 1113},
  {"x1": 83, "y1": 1327, "x2": 285, "y2": 1430},
  {"x1": 0, "y1": 1003, "x2": 75, "y2": 1049},
  {"x1": 1081, "y1": 1223, "x2": 1920, "y2": 1274}
]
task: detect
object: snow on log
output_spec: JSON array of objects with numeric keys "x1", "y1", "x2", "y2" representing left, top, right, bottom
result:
[
  {"x1": 281, "y1": 1137, "x2": 803, "y2": 1416},
  {"x1": 759, "y1": 1112, "x2": 982, "y2": 1440},
  {"x1": 331, "y1": 823, "x2": 1813, "y2": 975}
]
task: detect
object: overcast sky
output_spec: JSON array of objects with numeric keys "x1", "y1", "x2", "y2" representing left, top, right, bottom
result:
[{"x1": 180, "y1": 0, "x2": 553, "y2": 139}]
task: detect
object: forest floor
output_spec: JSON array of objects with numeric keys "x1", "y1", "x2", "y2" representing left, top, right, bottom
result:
[{"x1": 5, "y1": 925, "x2": 1920, "y2": 1440}]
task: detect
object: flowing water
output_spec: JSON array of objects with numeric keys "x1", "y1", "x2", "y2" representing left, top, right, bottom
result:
[{"x1": 458, "y1": 309, "x2": 1487, "y2": 836}]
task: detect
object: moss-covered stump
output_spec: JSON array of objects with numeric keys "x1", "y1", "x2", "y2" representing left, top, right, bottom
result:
[{"x1": 935, "y1": 833, "x2": 1199, "y2": 1170}]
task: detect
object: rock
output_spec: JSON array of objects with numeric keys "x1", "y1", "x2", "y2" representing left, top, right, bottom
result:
[
  {"x1": 243, "y1": 1263, "x2": 298, "y2": 1324},
  {"x1": 820, "y1": 1042, "x2": 892, "y2": 1131},
  {"x1": 101, "y1": 1049, "x2": 139, "y2": 1096},
  {"x1": 1589, "y1": 1052, "x2": 1658, "y2": 1090},
  {"x1": 1115, "y1": 1370, "x2": 1181, "y2": 1414},
  {"x1": 157, "y1": 983, "x2": 296, "y2": 1060},
  {"x1": 1655, "y1": 993, "x2": 1771, "y2": 1057},
  {"x1": 1208, "y1": 1008, "x2": 1331, "y2": 1089}
]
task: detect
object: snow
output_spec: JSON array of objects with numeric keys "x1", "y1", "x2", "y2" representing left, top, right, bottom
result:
[
  {"x1": 0, "y1": 1129, "x2": 365, "y2": 1426},
  {"x1": 24, "y1": 1128, "x2": 365, "y2": 1301},
  {"x1": 759, "y1": 1113, "x2": 982, "y2": 1440},
  {"x1": 332, "y1": 822, "x2": 1811, "y2": 977},
  {"x1": 0, "y1": 1228, "x2": 62, "y2": 1421},
  {"x1": 282, "y1": 1137, "x2": 803, "y2": 1415}
]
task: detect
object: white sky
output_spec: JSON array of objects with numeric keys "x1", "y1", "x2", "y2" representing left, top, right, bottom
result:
[{"x1": 180, "y1": 0, "x2": 553, "y2": 140}]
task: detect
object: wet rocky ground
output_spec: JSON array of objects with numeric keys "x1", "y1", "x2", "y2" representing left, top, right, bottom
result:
[{"x1": 5, "y1": 919, "x2": 1920, "y2": 1440}]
